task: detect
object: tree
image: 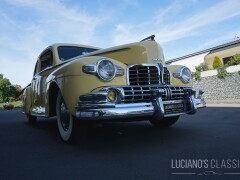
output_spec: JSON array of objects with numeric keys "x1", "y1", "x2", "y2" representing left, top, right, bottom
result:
[
  {"x1": 212, "y1": 56, "x2": 223, "y2": 69},
  {"x1": 14, "y1": 84, "x2": 22, "y2": 100},
  {"x1": 0, "y1": 74, "x2": 21, "y2": 102},
  {"x1": 0, "y1": 76, "x2": 11, "y2": 102}
]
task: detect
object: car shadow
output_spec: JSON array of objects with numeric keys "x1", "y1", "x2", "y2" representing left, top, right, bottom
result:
[
  {"x1": 15, "y1": 106, "x2": 240, "y2": 154},
  {"x1": 83, "y1": 121, "x2": 195, "y2": 150},
  {"x1": 27, "y1": 116, "x2": 198, "y2": 152}
]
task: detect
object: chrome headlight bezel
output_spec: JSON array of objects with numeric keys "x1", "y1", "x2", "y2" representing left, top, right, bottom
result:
[
  {"x1": 82, "y1": 58, "x2": 124, "y2": 81},
  {"x1": 96, "y1": 59, "x2": 116, "y2": 81},
  {"x1": 173, "y1": 66, "x2": 192, "y2": 83}
]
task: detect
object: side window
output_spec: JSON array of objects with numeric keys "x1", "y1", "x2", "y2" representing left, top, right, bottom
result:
[{"x1": 40, "y1": 50, "x2": 53, "y2": 71}]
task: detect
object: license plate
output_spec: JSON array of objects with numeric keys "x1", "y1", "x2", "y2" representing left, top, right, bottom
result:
[
  {"x1": 164, "y1": 103, "x2": 184, "y2": 114},
  {"x1": 165, "y1": 103, "x2": 183, "y2": 110}
]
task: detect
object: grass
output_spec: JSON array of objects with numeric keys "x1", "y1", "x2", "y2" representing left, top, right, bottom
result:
[{"x1": 0, "y1": 101, "x2": 23, "y2": 109}]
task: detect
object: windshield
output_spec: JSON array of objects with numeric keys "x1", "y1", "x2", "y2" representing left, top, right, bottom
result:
[{"x1": 58, "y1": 46, "x2": 98, "y2": 61}]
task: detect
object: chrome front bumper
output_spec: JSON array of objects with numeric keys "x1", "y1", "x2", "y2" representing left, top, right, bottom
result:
[{"x1": 75, "y1": 87, "x2": 206, "y2": 121}]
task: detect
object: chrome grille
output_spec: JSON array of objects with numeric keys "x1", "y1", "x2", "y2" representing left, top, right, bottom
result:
[
  {"x1": 127, "y1": 64, "x2": 170, "y2": 85},
  {"x1": 122, "y1": 86, "x2": 185, "y2": 103},
  {"x1": 128, "y1": 65, "x2": 160, "y2": 85}
]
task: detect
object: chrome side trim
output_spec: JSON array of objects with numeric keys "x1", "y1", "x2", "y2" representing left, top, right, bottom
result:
[
  {"x1": 82, "y1": 63, "x2": 96, "y2": 74},
  {"x1": 79, "y1": 91, "x2": 108, "y2": 104}
]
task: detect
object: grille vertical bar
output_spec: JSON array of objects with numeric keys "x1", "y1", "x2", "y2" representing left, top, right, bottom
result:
[{"x1": 163, "y1": 67, "x2": 171, "y2": 85}]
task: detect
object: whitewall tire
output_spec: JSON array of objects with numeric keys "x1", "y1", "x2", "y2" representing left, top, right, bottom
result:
[{"x1": 56, "y1": 91, "x2": 76, "y2": 143}]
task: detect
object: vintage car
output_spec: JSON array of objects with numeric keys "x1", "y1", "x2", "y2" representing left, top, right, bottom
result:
[{"x1": 22, "y1": 35, "x2": 206, "y2": 142}]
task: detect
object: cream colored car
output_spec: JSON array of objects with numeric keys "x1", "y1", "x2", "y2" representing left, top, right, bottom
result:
[{"x1": 22, "y1": 35, "x2": 206, "y2": 143}]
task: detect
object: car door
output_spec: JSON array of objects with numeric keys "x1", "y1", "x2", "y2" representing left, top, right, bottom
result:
[{"x1": 31, "y1": 48, "x2": 53, "y2": 116}]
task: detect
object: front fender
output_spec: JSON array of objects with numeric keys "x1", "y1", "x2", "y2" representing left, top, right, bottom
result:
[
  {"x1": 56, "y1": 74, "x2": 126, "y2": 116},
  {"x1": 46, "y1": 57, "x2": 127, "y2": 116},
  {"x1": 22, "y1": 86, "x2": 31, "y2": 114}
]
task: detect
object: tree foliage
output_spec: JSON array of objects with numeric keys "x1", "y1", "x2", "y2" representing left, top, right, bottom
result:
[
  {"x1": 0, "y1": 74, "x2": 22, "y2": 103},
  {"x1": 226, "y1": 54, "x2": 240, "y2": 66},
  {"x1": 192, "y1": 71, "x2": 201, "y2": 81},
  {"x1": 195, "y1": 62, "x2": 209, "y2": 72},
  {"x1": 212, "y1": 56, "x2": 223, "y2": 69},
  {"x1": 217, "y1": 67, "x2": 229, "y2": 78}
]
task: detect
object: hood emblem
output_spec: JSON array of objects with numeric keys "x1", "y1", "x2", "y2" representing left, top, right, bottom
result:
[{"x1": 152, "y1": 58, "x2": 162, "y2": 62}]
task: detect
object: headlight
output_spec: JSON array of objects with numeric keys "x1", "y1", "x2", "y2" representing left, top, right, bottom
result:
[
  {"x1": 181, "y1": 67, "x2": 192, "y2": 83},
  {"x1": 82, "y1": 58, "x2": 124, "y2": 81},
  {"x1": 173, "y1": 67, "x2": 192, "y2": 83},
  {"x1": 97, "y1": 59, "x2": 116, "y2": 81}
]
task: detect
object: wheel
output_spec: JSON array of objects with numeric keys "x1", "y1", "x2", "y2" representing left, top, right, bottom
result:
[
  {"x1": 56, "y1": 91, "x2": 88, "y2": 143},
  {"x1": 27, "y1": 114, "x2": 37, "y2": 124},
  {"x1": 149, "y1": 116, "x2": 180, "y2": 128},
  {"x1": 56, "y1": 91, "x2": 78, "y2": 143}
]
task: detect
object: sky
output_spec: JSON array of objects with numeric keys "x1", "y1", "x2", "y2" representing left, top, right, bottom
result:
[{"x1": 0, "y1": 0, "x2": 240, "y2": 87}]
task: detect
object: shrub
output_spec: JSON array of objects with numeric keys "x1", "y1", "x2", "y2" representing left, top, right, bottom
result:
[
  {"x1": 213, "y1": 56, "x2": 223, "y2": 69},
  {"x1": 226, "y1": 54, "x2": 240, "y2": 66},
  {"x1": 3, "y1": 104, "x2": 14, "y2": 110},
  {"x1": 217, "y1": 67, "x2": 229, "y2": 78},
  {"x1": 195, "y1": 62, "x2": 209, "y2": 72},
  {"x1": 193, "y1": 71, "x2": 201, "y2": 81}
]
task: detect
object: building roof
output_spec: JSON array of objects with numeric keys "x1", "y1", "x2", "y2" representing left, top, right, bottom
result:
[{"x1": 166, "y1": 39, "x2": 240, "y2": 64}]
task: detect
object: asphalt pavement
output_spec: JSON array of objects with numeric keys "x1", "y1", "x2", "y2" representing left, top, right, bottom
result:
[{"x1": 0, "y1": 106, "x2": 240, "y2": 180}]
